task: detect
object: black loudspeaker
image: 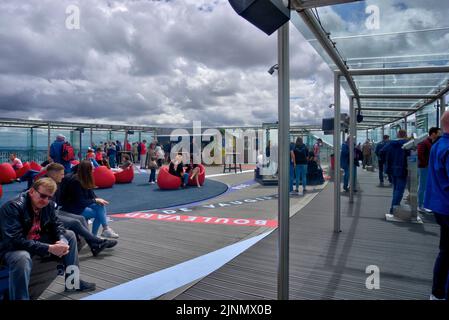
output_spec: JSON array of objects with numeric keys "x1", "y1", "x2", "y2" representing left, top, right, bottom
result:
[
  {"x1": 357, "y1": 112, "x2": 363, "y2": 123},
  {"x1": 229, "y1": 0, "x2": 290, "y2": 35},
  {"x1": 322, "y1": 118, "x2": 334, "y2": 135},
  {"x1": 127, "y1": 130, "x2": 134, "y2": 135}
]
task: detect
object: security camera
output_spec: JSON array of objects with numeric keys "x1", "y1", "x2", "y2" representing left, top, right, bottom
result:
[{"x1": 268, "y1": 64, "x2": 279, "y2": 75}]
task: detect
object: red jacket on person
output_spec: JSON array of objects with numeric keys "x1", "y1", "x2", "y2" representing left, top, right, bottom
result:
[{"x1": 417, "y1": 137, "x2": 432, "y2": 168}]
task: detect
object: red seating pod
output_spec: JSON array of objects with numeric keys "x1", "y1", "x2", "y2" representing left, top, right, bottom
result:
[
  {"x1": 15, "y1": 162, "x2": 31, "y2": 179},
  {"x1": 114, "y1": 167, "x2": 134, "y2": 184},
  {"x1": 0, "y1": 163, "x2": 17, "y2": 184},
  {"x1": 29, "y1": 161, "x2": 42, "y2": 171},
  {"x1": 157, "y1": 166, "x2": 182, "y2": 190},
  {"x1": 188, "y1": 164, "x2": 206, "y2": 186},
  {"x1": 93, "y1": 166, "x2": 116, "y2": 188}
]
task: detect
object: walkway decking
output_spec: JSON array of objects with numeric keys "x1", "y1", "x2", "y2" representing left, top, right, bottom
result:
[
  {"x1": 175, "y1": 169, "x2": 440, "y2": 300},
  {"x1": 36, "y1": 168, "x2": 326, "y2": 300}
]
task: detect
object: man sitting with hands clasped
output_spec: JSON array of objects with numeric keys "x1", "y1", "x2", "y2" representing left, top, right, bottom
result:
[{"x1": 0, "y1": 178, "x2": 96, "y2": 300}]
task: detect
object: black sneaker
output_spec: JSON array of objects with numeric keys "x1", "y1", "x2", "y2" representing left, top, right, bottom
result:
[
  {"x1": 65, "y1": 279, "x2": 96, "y2": 292},
  {"x1": 90, "y1": 241, "x2": 108, "y2": 257},
  {"x1": 104, "y1": 239, "x2": 118, "y2": 248}
]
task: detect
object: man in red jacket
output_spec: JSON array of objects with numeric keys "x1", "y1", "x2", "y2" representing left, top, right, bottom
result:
[
  {"x1": 417, "y1": 127, "x2": 441, "y2": 213},
  {"x1": 139, "y1": 140, "x2": 147, "y2": 169}
]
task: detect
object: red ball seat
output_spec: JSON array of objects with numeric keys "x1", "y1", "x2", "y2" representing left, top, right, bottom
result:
[
  {"x1": 114, "y1": 167, "x2": 134, "y2": 184},
  {"x1": 29, "y1": 161, "x2": 42, "y2": 171},
  {"x1": 157, "y1": 166, "x2": 181, "y2": 190},
  {"x1": 15, "y1": 162, "x2": 31, "y2": 179},
  {"x1": 93, "y1": 166, "x2": 116, "y2": 188},
  {"x1": 188, "y1": 164, "x2": 206, "y2": 186},
  {"x1": 0, "y1": 163, "x2": 17, "y2": 184}
]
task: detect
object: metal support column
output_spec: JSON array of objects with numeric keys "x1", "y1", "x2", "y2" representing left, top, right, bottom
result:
[
  {"x1": 333, "y1": 73, "x2": 341, "y2": 233},
  {"x1": 79, "y1": 130, "x2": 83, "y2": 160},
  {"x1": 47, "y1": 124, "x2": 51, "y2": 159},
  {"x1": 90, "y1": 128, "x2": 93, "y2": 148},
  {"x1": 349, "y1": 98, "x2": 355, "y2": 203},
  {"x1": 404, "y1": 116, "x2": 407, "y2": 134},
  {"x1": 277, "y1": 22, "x2": 290, "y2": 301}
]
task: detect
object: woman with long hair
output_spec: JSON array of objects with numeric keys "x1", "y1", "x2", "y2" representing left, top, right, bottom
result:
[{"x1": 60, "y1": 160, "x2": 119, "y2": 238}]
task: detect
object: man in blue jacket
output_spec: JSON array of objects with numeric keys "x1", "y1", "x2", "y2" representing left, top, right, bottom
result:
[
  {"x1": 381, "y1": 129, "x2": 410, "y2": 214},
  {"x1": 49, "y1": 134, "x2": 71, "y2": 173},
  {"x1": 340, "y1": 137, "x2": 359, "y2": 192},
  {"x1": 375, "y1": 135, "x2": 392, "y2": 187},
  {"x1": 424, "y1": 111, "x2": 449, "y2": 300}
]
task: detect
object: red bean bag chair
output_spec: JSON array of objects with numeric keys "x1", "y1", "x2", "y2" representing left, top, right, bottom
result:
[
  {"x1": 15, "y1": 162, "x2": 31, "y2": 179},
  {"x1": 30, "y1": 161, "x2": 42, "y2": 171},
  {"x1": 157, "y1": 166, "x2": 182, "y2": 190},
  {"x1": 114, "y1": 167, "x2": 134, "y2": 184},
  {"x1": 188, "y1": 164, "x2": 206, "y2": 186},
  {"x1": 0, "y1": 163, "x2": 17, "y2": 184},
  {"x1": 93, "y1": 166, "x2": 116, "y2": 188},
  {"x1": 71, "y1": 160, "x2": 80, "y2": 166}
]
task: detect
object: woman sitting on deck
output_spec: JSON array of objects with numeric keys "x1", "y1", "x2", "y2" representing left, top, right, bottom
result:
[
  {"x1": 60, "y1": 160, "x2": 119, "y2": 238},
  {"x1": 185, "y1": 156, "x2": 201, "y2": 188}
]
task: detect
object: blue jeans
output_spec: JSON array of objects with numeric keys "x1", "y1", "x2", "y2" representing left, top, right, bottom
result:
[
  {"x1": 182, "y1": 173, "x2": 189, "y2": 186},
  {"x1": 3, "y1": 230, "x2": 78, "y2": 300},
  {"x1": 378, "y1": 161, "x2": 392, "y2": 184},
  {"x1": 432, "y1": 213, "x2": 449, "y2": 300},
  {"x1": 343, "y1": 166, "x2": 357, "y2": 190},
  {"x1": 295, "y1": 164, "x2": 308, "y2": 191},
  {"x1": 19, "y1": 170, "x2": 40, "y2": 189},
  {"x1": 289, "y1": 163, "x2": 294, "y2": 192},
  {"x1": 418, "y1": 167, "x2": 428, "y2": 208},
  {"x1": 108, "y1": 155, "x2": 116, "y2": 168},
  {"x1": 82, "y1": 203, "x2": 108, "y2": 236},
  {"x1": 390, "y1": 175, "x2": 407, "y2": 213},
  {"x1": 149, "y1": 169, "x2": 156, "y2": 182}
]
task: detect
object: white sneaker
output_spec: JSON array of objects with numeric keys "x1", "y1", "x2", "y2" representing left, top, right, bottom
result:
[
  {"x1": 430, "y1": 294, "x2": 445, "y2": 300},
  {"x1": 418, "y1": 207, "x2": 432, "y2": 214},
  {"x1": 101, "y1": 228, "x2": 119, "y2": 239}
]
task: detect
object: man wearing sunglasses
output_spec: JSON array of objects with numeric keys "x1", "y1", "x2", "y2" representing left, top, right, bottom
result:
[{"x1": 0, "y1": 178, "x2": 96, "y2": 300}]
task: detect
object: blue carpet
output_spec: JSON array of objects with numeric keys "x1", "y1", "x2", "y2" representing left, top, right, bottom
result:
[{"x1": 0, "y1": 173, "x2": 228, "y2": 214}]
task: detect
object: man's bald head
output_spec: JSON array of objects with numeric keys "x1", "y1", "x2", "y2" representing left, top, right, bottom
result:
[{"x1": 441, "y1": 111, "x2": 449, "y2": 133}]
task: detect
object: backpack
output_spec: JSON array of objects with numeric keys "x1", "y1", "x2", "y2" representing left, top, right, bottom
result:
[
  {"x1": 294, "y1": 145, "x2": 308, "y2": 164},
  {"x1": 61, "y1": 142, "x2": 75, "y2": 162}
]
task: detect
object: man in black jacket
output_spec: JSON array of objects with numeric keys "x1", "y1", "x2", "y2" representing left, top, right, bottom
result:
[{"x1": 0, "y1": 178, "x2": 95, "y2": 300}]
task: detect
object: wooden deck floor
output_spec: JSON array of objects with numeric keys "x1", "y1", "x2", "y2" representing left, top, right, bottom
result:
[{"x1": 175, "y1": 169, "x2": 440, "y2": 300}]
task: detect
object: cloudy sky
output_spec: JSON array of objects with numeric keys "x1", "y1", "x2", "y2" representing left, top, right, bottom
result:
[
  {"x1": 0, "y1": 0, "x2": 338, "y2": 127},
  {"x1": 0, "y1": 0, "x2": 447, "y2": 128}
]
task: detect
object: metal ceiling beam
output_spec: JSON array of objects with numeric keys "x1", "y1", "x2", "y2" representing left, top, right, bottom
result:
[
  {"x1": 359, "y1": 94, "x2": 437, "y2": 99},
  {"x1": 361, "y1": 115, "x2": 403, "y2": 120},
  {"x1": 360, "y1": 107, "x2": 419, "y2": 112},
  {"x1": 343, "y1": 66, "x2": 449, "y2": 76},
  {"x1": 295, "y1": 10, "x2": 361, "y2": 108},
  {"x1": 290, "y1": 0, "x2": 362, "y2": 10}
]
